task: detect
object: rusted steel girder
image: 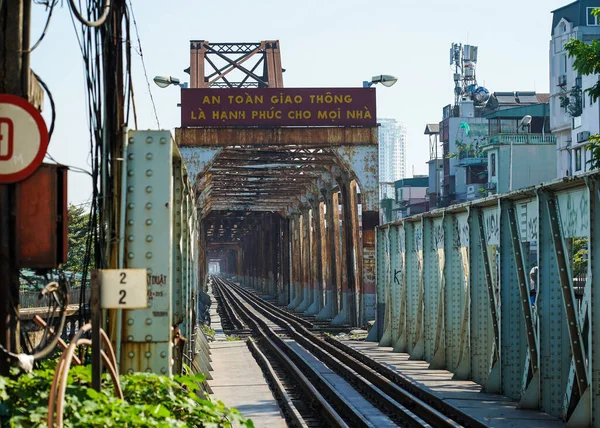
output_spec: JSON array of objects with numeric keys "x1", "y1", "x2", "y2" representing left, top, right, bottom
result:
[{"x1": 176, "y1": 127, "x2": 377, "y2": 147}]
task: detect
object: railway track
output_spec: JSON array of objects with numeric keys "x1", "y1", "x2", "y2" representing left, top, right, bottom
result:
[{"x1": 211, "y1": 275, "x2": 487, "y2": 428}]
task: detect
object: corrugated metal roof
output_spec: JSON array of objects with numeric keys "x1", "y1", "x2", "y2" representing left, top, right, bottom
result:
[
  {"x1": 536, "y1": 93, "x2": 550, "y2": 104},
  {"x1": 395, "y1": 177, "x2": 429, "y2": 188},
  {"x1": 494, "y1": 92, "x2": 518, "y2": 105},
  {"x1": 424, "y1": 123, "x2": 440, "y2": 134},
  {"x1": 516, "y1": 92, "x2": 539, "y2": 104},
  {"x1": 484, "y1": 103, "x2": 549, "y2": 119}
]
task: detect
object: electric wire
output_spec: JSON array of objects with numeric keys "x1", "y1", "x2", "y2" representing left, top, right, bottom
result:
[
  {"x1": 24, "y1": 0, "x2": 57, "y2": 53},
  {"x1": 127, "y1": 0, "x2": 160, "y2": 128},
  {"x1": 32, "y1": 69, "x2": 55, "y2": 142},
  {"x1": 68, "y1": 0, "x2": 111, "y2": 28}
]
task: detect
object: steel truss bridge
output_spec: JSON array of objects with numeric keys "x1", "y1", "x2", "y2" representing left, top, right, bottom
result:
[{"x1": 108, "y1": 40, "x2": 600, "y2": 425}]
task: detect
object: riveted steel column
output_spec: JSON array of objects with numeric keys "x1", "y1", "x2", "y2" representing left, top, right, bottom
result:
[
  {"x1": 333, "y1": 178, "x2": 358, "y2": 326},
  {"x1": 361, "y1": 208, "x2": 379, "y2": 326},
  {"x1": 288, "y1": 213, "x2": 303, "y2": 309},
  {"x1": 377, "y1": 226, "x2": 391, "y2": 343},
  {"x1": 120, "y1": 130, "x2": 173, "y2": 376},
  {"x1": 350, "y1": 181, "x2": 362, "y2": 327},
  {"x1": 507, "y1": 201, "x2": 541, "y2": 408},
  {"x1": 546, "y1": 191, "x2": 590, "y2": 423},
  {"x1": 317, "y1": 189, "x2": 339, "y2": 320},
  {"x1": 279, "y1": 216, "x2": 290, "y2": 305},
  {"x1": 172, "y1": 159, "x2": 184, "y2": 328},
  {"x1": 499, "y1": 199, "x2": 531, "y2": 403},
  {"x1": 307, "y1": 200, "x2": 324, "y2": 315},
  {"x1": 472, "y1": 207, "x2": 501, "y2": 392},
  {"x1": 270, "y1": 215, "x2": 280, "y2": 297},
  {"x1": 537, "y1": 190, "x2": 574, "y2": 416},
  {"x1": 589, "y1": 176, "x2": 600, "y2": 424},
  {"x1": 297, "y1": 206, "x2": 312, "y2": 312}
]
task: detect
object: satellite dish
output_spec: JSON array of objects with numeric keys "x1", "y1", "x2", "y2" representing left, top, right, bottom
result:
[{"x1": 473, "y1": 87, "x2": 490, "y2": 105}]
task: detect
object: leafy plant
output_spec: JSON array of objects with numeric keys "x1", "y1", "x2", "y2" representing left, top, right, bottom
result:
[
  {"x1": 559, "y1": 85, "x2": 583, "y2": 118},
  {"x1": 565, "y1": 8, "x2": 600, "y2": 170},
  {"x1": 572, "y1": 237, "x2": 588, "y2": 278},
  {"x1": 0, "y1": 362, "x2": 253, "y2": 427},
  {"x1": 200, "y1": 324, "x2": 216, "y2": 341}
]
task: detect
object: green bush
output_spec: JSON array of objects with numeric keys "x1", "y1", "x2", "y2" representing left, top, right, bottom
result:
[{"x1": 0, "y1": 362, "x2": 253, "y2": 427}]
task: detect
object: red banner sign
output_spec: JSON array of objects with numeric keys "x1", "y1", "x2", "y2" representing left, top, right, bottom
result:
[{"x1": 180, "y1": 88, "x2": 376, "y2": 127}]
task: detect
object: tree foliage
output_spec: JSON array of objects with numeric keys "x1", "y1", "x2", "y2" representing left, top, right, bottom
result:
[
  {"x1": 61, "y1": 204, "x2": 94, "y2": 276},
  {"x1": 564, "y1": 7, "x2": 600, "y2": 170},
  {"x1": 0, "y1": 362, "x2": 253, "y2": 427}
]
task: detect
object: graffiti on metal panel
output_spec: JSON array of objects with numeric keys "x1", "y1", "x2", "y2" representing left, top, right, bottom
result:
[
  {"x1": 433, "y1": 220, "x2": 444, "y2": 249},
  {"x1": 528, "y1": 217, "x2": 538, "y2": 241},
  {"x1": 559, "y1": 190, "x2": 589, "y2": 238},
  {"x1": 454, "y1": 215, "x2": 469, "y2": 248},
  {"x1": 394, "y1": 269, "x2": 401, "y2": 284},
  {"x1": 484, "y1": 212, "x2": 499, "y2": 245},
  {"x1": 580, "y1": 193, "x2": 589, "y2": 234},
  {"x1": 460, "y1": 225, "x2": 469, "y2": 247},
  {"x1": 414, "y1": 224, "x2": 423, "y2": 252}
]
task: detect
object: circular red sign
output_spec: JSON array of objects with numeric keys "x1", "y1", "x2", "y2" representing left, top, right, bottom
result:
[{"x1": 0, "y1": 94, "x2": 49, "y2": 183}]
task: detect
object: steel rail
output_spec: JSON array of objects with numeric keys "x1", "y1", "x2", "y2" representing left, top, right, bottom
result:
[
  {"x1": 214, "y1": 277, "x2": 427, "y2": 428},
  {"x1": 212, "y1": 277, "x2": 355, "y2": 428},
  {"x1": 221, "y1": 276, "x2": 482, "y2": 428},
  {"x1": 230, "y1": 279, "x2": 484, "y2": 426},
  {"x1": 210, "y1": 278, "x2": 245, "y2": 331},
  {"x1": 246, "y1": 338, "x2": 309, "y2": 428}
]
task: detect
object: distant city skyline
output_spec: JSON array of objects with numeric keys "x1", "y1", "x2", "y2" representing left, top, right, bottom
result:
[
  {"x1": 28, "y1": 0, "x2": 569, "y2": 204},
  {"x1": 378, "y1": 118, "x2": 407, "y2": 198}
]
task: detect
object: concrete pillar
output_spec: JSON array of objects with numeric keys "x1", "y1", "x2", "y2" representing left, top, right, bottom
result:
[
  {"x1": 333, "y1": 178, "x2": 359, "y2": 326},
  {"x1": 297, "y1": 206, "x2": 312, "y2": 312},
  {"x1": 317, "y1": 189, "x2": 340, "y2": 320},
  {"x1": 307, "y1": 200, "x2": 324, "y2": 315}
]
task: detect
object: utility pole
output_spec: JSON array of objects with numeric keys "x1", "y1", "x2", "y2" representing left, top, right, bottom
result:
[{"x1": 0, "y1": 0, "x2": 31, "y2": 375}]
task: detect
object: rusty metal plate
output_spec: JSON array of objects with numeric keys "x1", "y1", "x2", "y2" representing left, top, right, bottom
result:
[
  {"x1": 15, "y1": 163, "x2": 68, "y2": 268},
  {"x1": 176, "y1": 126, "x2": 378, "y2": 147}
]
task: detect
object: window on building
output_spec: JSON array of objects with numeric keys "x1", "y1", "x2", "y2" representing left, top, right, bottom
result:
[
  {"x1": 500, "y1": 119, "x2": 517, "y2": 134},
  {"x1": 576, "y1": 148, "x2": 582, "y2": 171},
  {"x1": 561, "y1": 23, "x2": 567, "y2": 34},
  {"x1": 588, "y1": 7, "x2": 599, "y2": 26},
  {"x1": 491, "y1": 153, "x2": 496, "y2": 177},
  {"x1": 562, "y1": 54, "x2": 568, "y2": 74}
]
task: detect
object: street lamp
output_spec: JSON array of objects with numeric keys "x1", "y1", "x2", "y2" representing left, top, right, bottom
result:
[
  {"x1": 363, "y1": 75, "x2": 398, "y2": 88},
  {"x1": 153, "y1": 75, "x2": 188, "y2": 89},
  {"x1": 509, "y1": 115, "x2": 533, "y2": 191}
]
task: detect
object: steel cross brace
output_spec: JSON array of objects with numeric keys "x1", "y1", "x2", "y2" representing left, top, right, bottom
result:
[{"x1": 544, "y1": 192, "x2": 590, "y2": 423}]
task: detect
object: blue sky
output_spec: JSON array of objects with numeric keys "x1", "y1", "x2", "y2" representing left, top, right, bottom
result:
[{"x1": 30, "y1": 0, "x2": 568, "y2": 204}]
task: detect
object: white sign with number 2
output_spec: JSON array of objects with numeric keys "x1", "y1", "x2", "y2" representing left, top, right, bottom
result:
[{"x1": 99, "y1": 269, "x2": 148, "y2": 309}]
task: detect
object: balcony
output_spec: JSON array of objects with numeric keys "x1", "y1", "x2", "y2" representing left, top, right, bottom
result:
[
  {"x1": 484, "y1": 133, "x2": 557, "y2": 146},
  {"x1": 456, "y1": 149, "x2": 487, "y2": 167}
]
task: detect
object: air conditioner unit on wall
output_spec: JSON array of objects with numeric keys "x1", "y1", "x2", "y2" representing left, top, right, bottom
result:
[
  {"x1": 558, "y1": 75, "x2": 567, "y2": 87},
  {"x1": 577, "y1": 131, "x2": 591, "y2": 143}
]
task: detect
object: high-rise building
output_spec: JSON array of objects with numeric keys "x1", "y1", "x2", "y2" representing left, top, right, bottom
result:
[
  {"x1": 378, "y1": 118, "x2": 406, "y2": 198},
  {"x1": 550, "y1": 0, "x2": 600, "y2": 178}
]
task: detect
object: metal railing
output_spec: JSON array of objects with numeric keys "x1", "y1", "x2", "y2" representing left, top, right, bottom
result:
[
  {"x1": 484, "y1": 133, "x2": 556, "y2": 145},
  {"x1": 20, "y1": 288, "x2": 88, "y2": 308}
]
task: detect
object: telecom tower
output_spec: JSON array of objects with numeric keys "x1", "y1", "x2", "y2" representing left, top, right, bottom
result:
[{"x1": 450, "y1": 43, "x2": 489, "y2": 108}]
